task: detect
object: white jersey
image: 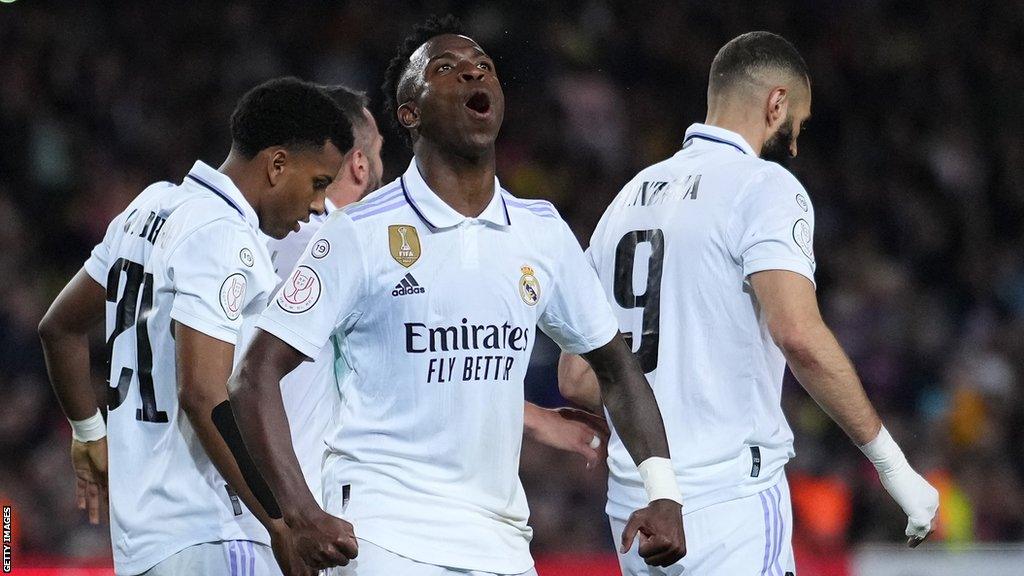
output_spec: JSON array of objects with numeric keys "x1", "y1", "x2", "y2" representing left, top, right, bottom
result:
[
  {"x1": 83, "y1": 161, "x2": 278, "y2": 575},
  {"x1": 588, "y1": 124, "x2": 816, "y2": 520},
  {"x1": 237, "y1": 198, "x2": 341, "y2": 506},
  {"x1": 255, "y1": 159, "x2": 618, "y2": 574}
]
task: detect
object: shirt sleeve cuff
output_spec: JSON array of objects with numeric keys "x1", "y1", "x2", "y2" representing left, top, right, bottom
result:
[
  {"x1": 83, "y1": 257, "x2": 107, "y2": 286},
  {"x1": 255, "y1": 314, "x2": 323, "y2": 360},
  {"x1": 558, "y1": 318, "x2": 619, "y2": 355},
  {"x1": 743, "y1": 257, "x2": 816, "y2": 288},
  {"x1": 169, "y1": 307, "x2": 238, "y2": 344}
]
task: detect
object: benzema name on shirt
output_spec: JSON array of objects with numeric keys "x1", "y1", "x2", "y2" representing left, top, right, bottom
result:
[{"x1": 404, "y1": 318, "x2": 530, "y2": 383}]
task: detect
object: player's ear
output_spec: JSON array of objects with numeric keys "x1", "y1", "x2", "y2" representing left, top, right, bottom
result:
[
  {"x1": 766, "y1": 87, "x2": 788, "y2": 131},
  {"x1": 350, "y1": 149, "x2": 367, "y2": 186},
  {"x1": 398, "y1": 101, "x2": 420, "y2": 131},
  {"x1": 267, "y1": 148, "x2": 288, "y2": 186}
]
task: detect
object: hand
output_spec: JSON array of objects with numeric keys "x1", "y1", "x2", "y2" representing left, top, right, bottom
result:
[
  {"x1": 286, "y1": 507, "x2": 359, "y2": 570},
  {"x1": 526, "y1": 406, "x2": 610, "y2": 469},
  {"x1": 876, "y1": 463, "x2": 940, "y2": 547},
  {"x1": 269, "y1": 521, "x2": 317, "y2": 576},
  {"x1": 620, "y1": 499, "x2": 686, "y2": 566},
  {"x1": 71, "y1": 437, "x2": 108, "y2": 525}
]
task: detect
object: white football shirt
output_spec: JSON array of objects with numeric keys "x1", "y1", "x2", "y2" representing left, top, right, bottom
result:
[
  {"x1": 83, "y1": 161, "x2": 278, "y2": 575},
  {"x1": 255, "y1": 158, "x2": 619, "y2": 574},
  {"x1": 587, "y1": 124, "x2": 816, "y2": 520},
  {"x1": 237, "y1": 198, "x2": 341, "y2": 507}
]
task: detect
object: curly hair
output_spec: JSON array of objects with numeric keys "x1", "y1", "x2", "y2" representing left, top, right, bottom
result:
[
  {"x1": 230, "y1": 77, "x2": 354, "y2": 158},
  {"x1": 381, "y1": 14, "x2": 465, "y2": 147}
]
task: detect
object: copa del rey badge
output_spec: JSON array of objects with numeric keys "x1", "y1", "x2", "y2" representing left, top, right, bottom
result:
[
  {"x1": 389, "y1": 225, "x2": 421, "y2": 268},
  {"x1": 519, "y1": 265, "x2": 541, "y2": 306}
]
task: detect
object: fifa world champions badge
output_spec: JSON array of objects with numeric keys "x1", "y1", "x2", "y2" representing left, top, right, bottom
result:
[
  {"x1": 389, "y1": 224, "x2": 421, "y2": 268},
  {"x1": 519, "y1": 265, "x2": 541, "y2": 306}
]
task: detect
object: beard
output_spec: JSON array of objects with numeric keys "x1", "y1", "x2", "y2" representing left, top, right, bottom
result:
[{"x1": 761, "y1": 117, "x2": 795, "y2": 165}]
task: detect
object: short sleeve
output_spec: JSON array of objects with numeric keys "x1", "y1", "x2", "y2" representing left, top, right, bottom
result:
[
  {"x1": 255, "y1": 213, "x2": 368, "y2": 359},
  {"x1": 167, "y1": 219, "x2": 277, "y2": 344},
  {"x1": 539, "y1": 221, "x2": 620, "y2": 354},
  {"x1": 730, "y1": 165, "x2": 817, "y2": 287},
  {"x1": 83, "y1": 214, "x2": 121, "y2": 285}
]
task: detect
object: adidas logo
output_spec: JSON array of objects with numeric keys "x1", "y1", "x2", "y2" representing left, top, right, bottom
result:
[{"x1": 392, "y1": 273, "x2": 425, "y2": 297}]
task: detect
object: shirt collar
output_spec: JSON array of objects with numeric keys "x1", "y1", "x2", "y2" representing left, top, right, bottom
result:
[
  {"x1": 683, "y1": 123, "x2": 757, "y2": 157},
  {"x1": 400, "y1": 158, "x2": 512, "y2": 229},
  {"x1": 184, "y1": 160, "x2": 261, "y2": 231}
]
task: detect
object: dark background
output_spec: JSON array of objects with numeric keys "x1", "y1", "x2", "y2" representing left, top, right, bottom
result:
[{"x1": 2, "y1": 0, "x2": 1023, "y2": 567}]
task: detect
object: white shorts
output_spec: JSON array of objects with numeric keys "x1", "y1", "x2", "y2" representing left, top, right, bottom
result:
[
  {"x1": 610, "y1": 476, "x2": 795, "y2": 576},
  {"x1": 137, "y1": 540, "x2": 278, "y2": 576},
  {"x1": 327, "y1": 539, "x2": 538, "y2": 576}
]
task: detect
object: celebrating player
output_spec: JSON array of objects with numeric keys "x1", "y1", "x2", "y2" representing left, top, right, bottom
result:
[
  {"x1": 559, "y1": 31, "x2": 940, "y2": 575},
  {"x1": 254, "y1": 85, "x2": 618, "y2": 512},
  {"x1": 38, "y1": 78, "x2": 352, "y2": 575},
  {"x1": 227, "y1": 15, "x2": 686, "y2": 575}
]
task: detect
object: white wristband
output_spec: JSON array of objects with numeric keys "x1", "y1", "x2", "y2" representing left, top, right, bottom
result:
[
  {"x1": 858, "y1": 426, "x2": 906, "y2": 473},
  {"x1": 638, "y1": 457, "x2": 683, "y2": 505},
  {"x1": 70, "y1": 409, "x2": 107, "y2": 442}
]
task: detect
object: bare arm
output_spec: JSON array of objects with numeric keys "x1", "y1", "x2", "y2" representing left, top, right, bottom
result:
[
  {"x1": 557, "y1": 351, "x2": 601, "y2": 412},
  {"x1": 228, "y1": 328, "x2": 357, "y2": 568},
  {"x1": 39, "y1": 268, "x2": 109, "y2": 524},
  {"x1": 523, "y1": 402, "x2": 608, "y2": 469},
  {"x1": 174, "y1": 323, "x2": 282, "y2": 531},
  {"x1": 748, "y1": 270, "x2": 881, "y2": 444},
  {"x1": 39, "y1": 268, "x2": 106, "y2": 421},
  {"x1": 750, "y1": 270, "x2": 938, "y2": 545},
  {"x1": 581, "y1": 334, "x2": 670, "y2": 464}
]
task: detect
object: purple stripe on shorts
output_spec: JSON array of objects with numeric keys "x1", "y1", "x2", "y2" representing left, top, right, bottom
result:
[
  {"x1": 241, "y1": 540, "x2": 251, "y2": 576},
  {"x1": 248, "y1": 541, "x2": 255, "y2": 576},
  {"x1": 768, "y1": 488, "x2": 780, "y2": 575},
  {"x1": 773, "y1": 486, "x2": 785, "y2": 575},
  {"x1": 760, "y1": 491, "x2": 772, "y2": 575},
  {"x1": 229, "y1": 541, "x2": 238, "y2": 576},
  {"x1": 349, "y1": 199, "x2": 407, "y2": 221}
]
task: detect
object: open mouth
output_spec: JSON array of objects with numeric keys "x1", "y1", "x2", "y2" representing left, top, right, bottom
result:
[{"x1": 465, "y1": 91, "x2": 491, "y2": 115}]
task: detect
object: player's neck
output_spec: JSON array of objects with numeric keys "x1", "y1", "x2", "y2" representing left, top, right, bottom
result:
[
  {"x1": 218, "y1": 151, "x2": 264, "y2": 215},
  {"x1": 703, "y1": 112, "x2": 764, "y2": 156},
  {"x1": 414, "y1": 144, "x2": 496, "y2": 218}
]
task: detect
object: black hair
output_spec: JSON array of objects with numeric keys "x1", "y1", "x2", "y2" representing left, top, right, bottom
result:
[
  {"x1": 230, "y1": 77, "x2": 354, "y2": 158},
  {"x1": 322, "y1": 85, "x2": 371, "y2": 130},
  {"x1": 381, "y1": 14, "x2": 464, "y2": 146},
  {"x1": 709, "y1": 32, "x2": 809, "y2": 96}
]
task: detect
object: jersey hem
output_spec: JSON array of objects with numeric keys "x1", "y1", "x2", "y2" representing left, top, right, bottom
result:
[
  {"x1": 605, "y1": 466, "x2": 787, "y2": 521},
  {"x1": 354, "y1": 529, "x2": 535, "y2": 575},
  {"x1": 113, "y1": 535, "x2": 269, "y2": 575}
]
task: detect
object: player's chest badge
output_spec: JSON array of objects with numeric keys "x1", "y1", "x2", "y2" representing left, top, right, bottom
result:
[
  {"x1": 389, "y1": 224, "x2": 421, "y2": 268},
  {"x1": 519, "y1": 265, "x2": 541, "y2": 306}
]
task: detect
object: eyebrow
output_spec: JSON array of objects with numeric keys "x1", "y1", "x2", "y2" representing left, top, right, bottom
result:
[{"x1": 427, "y1": 48, "x2": 489, "y2": 63}]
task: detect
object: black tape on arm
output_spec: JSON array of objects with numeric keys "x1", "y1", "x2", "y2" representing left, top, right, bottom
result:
[{"x1": 211, "y1": 400, "x2": 283, "y2": 519}]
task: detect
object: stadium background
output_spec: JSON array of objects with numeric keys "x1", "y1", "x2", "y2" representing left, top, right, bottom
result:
[{"x1": 2, "y1": 1, "x2": 1024, "y2": 574}]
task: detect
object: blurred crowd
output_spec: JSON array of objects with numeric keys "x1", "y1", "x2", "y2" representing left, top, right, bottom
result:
[{"x1": 2, "y1": 0, "x2": 1024, "y2": 566}]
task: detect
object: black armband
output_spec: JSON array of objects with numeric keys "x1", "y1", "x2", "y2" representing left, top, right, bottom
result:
[{"x1": 211, "y1": 400, "x2": 283, "y2": 519}]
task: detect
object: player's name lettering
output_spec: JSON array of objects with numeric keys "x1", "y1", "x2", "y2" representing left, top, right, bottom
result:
[
  {"x1": 626, "y1": 175, "x2": 701, "y2": 206},
  {"x1": 405, "y1": 320, "x2": 530, "y2": 353},
  {"x1": 427, "y1": 355, "x2": 516, "y2": 383},
  {"x1": 122, "y1": 209, "x2": 167, "y2": 245}
]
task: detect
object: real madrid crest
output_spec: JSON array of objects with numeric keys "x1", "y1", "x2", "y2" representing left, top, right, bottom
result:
[
  {"x1": 389, "y1": 224, "x2": 421, "y2": 268},
  {"x1": 519, "y1": 265, "x2": 541, "y2": 306}
]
